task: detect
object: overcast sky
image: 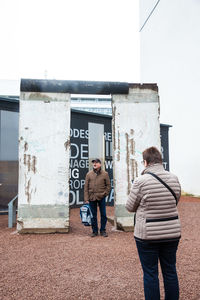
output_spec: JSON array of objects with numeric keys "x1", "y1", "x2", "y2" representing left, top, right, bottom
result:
[
  {"x1": 0, "y1": 0, "x2": 140, "y2": 82},
  {"x1": 0, "y1": 0, "x2": 200, "y2": 195}
]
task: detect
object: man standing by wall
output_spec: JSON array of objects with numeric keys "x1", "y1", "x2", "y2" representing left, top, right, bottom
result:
[{"x1": 84, "y1": 159, "x2": 111, "y2": 237}]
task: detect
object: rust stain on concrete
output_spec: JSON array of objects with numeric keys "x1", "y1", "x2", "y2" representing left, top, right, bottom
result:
[
  {"x1": 29, "y1": 93, "x2": 52, "y2": 101},
  {"x1": 64, "y1": 140, "x2": 70, "y2": 151},
  {"x1": 125, "y1": 133, "x2": 131, "y2": 195},
  {"x1": 112, "y1": 106, "x2": 116, "y2": 151},
  {"x1": 31, "y1": 156, "x2": 37, "y2": 174},
  {"x1": 130, "y1": 138, "x2": 135, "y2": 157},
  {"x1": 128, "y1": 129, "x2": 136, "y2": 182},
  {"x1": 24, "y1": 154, "x2": 37, "y2": 174},
  {"x1": 131, "y1": 159, "x2": 135, "y2": 182},
  {"x1": 135, "y1": 160, "x2": 138, "y2": 178},
  {"x1": 25, "y1": 178, "x2": 31, "y2": 203},
  {"x1": 117, "y1": 130, "x2": 120, "y2": 161},
  {"x1": 24, "y1": 154, "x2": 27, "y2": 165},
  {"x1": 131, "y1": 159, "x2": 138, "y2": 182},
  {"x1": 130, "y1": 133, "x2": 135, "y2": 181},
  {"x1": 24, "y1": 142, "x2": 28, "y2": 152},
  {"x1": 27, "y1": 155, "x2": 31, "y2": 172}
]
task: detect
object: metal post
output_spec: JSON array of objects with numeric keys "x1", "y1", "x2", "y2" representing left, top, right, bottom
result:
[{"x1": 8, "y1": 195, "x2": 18, "y2": 228}]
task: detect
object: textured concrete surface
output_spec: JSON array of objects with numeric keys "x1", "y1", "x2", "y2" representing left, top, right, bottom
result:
[{"x1": 18, "y1": 92, "x2": 70, "y2": 233}]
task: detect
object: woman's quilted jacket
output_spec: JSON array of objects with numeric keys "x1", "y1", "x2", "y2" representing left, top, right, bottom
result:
[{"x1": 126, "y1": 163, "x2": 181, "y2": 242}]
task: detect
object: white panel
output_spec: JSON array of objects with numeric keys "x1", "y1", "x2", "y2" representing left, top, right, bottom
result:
[{"x1": 88, "y1": 122, "x2": 104, "y2": 170}]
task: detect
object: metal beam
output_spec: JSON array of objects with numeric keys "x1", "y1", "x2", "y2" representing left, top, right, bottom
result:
[{"x1": 20, "y1": 79, "x2": 129, "y2": 95}]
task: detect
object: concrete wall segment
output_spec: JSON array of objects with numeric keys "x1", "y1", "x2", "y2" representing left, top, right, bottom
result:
[
  {"x1": 17, "y1": 92, "x2": 71, "y2": 233},
  {"x1": 112, "y1": 86, "x2": 160, "y2": 230}
]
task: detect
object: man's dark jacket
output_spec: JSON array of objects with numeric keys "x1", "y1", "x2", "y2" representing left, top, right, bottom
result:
[{"x1": 84, "y1": 169, "x2": 111, "y2": 202}]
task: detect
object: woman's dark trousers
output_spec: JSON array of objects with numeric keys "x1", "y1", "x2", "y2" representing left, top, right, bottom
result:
[{"x1": 136, "y1": 240, "x2": 179, "y2": 300}]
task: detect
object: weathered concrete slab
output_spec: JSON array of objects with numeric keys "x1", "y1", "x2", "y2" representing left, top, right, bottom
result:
[
  {"x1": 17, "y1": 91, "x2": 71, "y2": 233},
  {"x1": 112, "y1": 85, "x2": 160, "y2": 231}
]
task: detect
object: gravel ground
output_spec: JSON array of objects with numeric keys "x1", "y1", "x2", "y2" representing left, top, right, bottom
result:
[{"x1": 0, "y1": 196, "x2": 200, "y2": 300}]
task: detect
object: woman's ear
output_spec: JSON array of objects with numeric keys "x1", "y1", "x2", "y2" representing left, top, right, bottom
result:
[{"x1": 144, "y1": 160, "x2": 148, "y2": 167}]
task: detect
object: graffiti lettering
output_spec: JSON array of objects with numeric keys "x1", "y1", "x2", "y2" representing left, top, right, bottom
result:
[{"x1": 70, "y1": 143, "x2": 88, "y2": 159}]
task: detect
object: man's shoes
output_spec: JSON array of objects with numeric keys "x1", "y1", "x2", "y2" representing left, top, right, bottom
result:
[
  {"x1": 100, "y1": 231, "x2": 108, "y2": 237},
  {"x1": 91, "y1": 232, "x2": 98, "y2": 237}
]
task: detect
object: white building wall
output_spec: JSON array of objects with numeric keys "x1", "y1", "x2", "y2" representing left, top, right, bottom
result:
[{"x1": 140, "y1": 0, "x2": 200, "y2": 195}]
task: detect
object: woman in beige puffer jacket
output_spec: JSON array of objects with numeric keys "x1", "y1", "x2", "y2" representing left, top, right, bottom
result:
[{"x1": 126, "y1": 146, "x2": 181, "y2": 300}]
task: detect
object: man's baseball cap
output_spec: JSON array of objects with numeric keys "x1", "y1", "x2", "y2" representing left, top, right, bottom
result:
[{"x1": 92, "y1": 158, "x2": 101, "y2": 164}]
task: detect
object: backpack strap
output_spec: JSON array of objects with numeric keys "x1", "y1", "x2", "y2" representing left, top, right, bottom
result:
[{"x1": 146, "y1": 172, "x2": 177, "y2": 205}]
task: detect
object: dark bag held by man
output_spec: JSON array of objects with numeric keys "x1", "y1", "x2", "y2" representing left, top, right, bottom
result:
[{"x1": 147, "y1": 172, "x2": 178, "y2": 205}]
